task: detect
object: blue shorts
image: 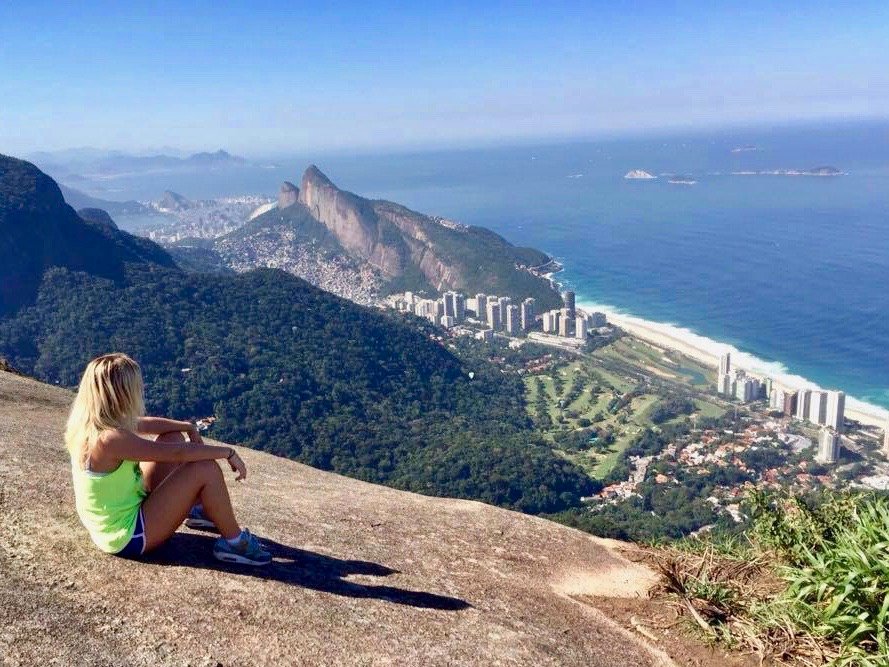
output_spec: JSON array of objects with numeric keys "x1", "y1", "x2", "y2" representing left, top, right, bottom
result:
[{"x1": 115, "y1": 508, "x2": 146, "y2": 558}]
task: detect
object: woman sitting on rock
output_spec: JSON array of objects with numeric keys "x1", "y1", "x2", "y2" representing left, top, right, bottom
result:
[{"x1": 65, "y1": 352, "x2": 270, "y2": 565}]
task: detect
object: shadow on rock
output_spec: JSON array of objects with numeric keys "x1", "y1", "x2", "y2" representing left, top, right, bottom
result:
[{"x1": 143, "y1": 532, "x2": 472, "y2": 611}]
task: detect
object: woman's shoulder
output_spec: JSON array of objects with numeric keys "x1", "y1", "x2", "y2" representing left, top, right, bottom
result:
[{"x1": 91, "y1": 428, "x2": 136, "y2": 465}]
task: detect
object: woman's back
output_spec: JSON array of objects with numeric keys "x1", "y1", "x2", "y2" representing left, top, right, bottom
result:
[{"x1": 71, "y1": 456, "x2": 146, "y2": 553}]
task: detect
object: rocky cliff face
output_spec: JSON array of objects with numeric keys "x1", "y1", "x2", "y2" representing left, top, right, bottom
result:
[
  {"x1": 278, "y1": 180, "x2": 299, "y2": 209},
  {"x1": 299, "y1": 165, "x2": 408, "y2": 278}
]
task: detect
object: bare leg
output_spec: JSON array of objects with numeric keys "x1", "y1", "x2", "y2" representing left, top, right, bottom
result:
[
  {"x1": 141, "y1": 459, "x2": 241, "y2": 551},
  {"x1": 140, "y1": 431, "x2": 186, "y2": 493}
]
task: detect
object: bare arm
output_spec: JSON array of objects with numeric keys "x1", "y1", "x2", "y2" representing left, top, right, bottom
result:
[
  {"x1": 95, "y1": 429, "x2": 247, "y2": 480},
  {"x1": 137, "y1": 416, "x2": 203, "y2": 443}
]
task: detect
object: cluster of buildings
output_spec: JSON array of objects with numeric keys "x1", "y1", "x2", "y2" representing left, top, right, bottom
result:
[
  {"x1": 389, "y1": 289, "x2": 607, "y2": 342},
  {"x1": 596, "y1": 417, "x2": 843, "y2": 510},
  {"x1": 716, "y1": 352, "x2": 846, "y2": 463},
  {"x1": 540, "y1": 291, "x2": 607, "y2": 340},
  {"x1": 391, "y1": 290, "x2": 537, "y2": 334}
]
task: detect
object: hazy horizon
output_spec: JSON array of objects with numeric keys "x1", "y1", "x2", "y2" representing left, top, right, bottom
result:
[{"x1": 2, "y1": 2, "x2": 888, "y2": 156}]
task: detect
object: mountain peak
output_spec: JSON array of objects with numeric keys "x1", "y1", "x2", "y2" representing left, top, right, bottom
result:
[
  {"x1": 278, "y1": 180, "x2": 299, "y2": 209},
  {"x1": 158, "y1": 190, "x2": 193, "y2": 211},
  {"x1": 301, "y1": 164, "x2": 335, "y2": 189},
  {"x1": 0, "y1": 153, "x2": 67, "y2": 213},
  {"x1": 0, "y1": 155, "x2": 176, "y2": 314}
]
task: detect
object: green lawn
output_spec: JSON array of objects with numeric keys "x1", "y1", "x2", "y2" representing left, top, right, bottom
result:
[{"x1": 525, "y1": 336, "x2": 725, "y2": 482}]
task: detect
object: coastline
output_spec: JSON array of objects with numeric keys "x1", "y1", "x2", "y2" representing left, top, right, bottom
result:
[{"x1": 574, "y1": 300, "x2": 889, "y2": 430}]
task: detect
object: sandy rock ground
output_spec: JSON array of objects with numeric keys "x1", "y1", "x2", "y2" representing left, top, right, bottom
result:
[{"x1": 0, "y1": 370, "x2": 734, "y2": 666}]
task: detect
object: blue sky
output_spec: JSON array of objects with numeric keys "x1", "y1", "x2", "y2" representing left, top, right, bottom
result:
[{"x1": 1, "y1": 1, "x2": 887, "y2": 156}]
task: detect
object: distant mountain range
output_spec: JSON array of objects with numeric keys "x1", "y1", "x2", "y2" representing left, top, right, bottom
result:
[
  {"x1": 31, "y1": 148, "x2": 248, "y2": 180},
  {"x1": 57, "y1": 183, "x2": 152, "y2": 216},
  {"x1": 197, "y1": 166, "x2": 562, "y2": 309}
]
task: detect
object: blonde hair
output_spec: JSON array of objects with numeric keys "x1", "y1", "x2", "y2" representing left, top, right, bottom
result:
[{"x1": 64, "y1": 353, "x2": 145, "y2": 467}]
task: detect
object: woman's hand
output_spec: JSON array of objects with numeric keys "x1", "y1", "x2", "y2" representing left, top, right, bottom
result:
[
  {"x1": 227, "y1": 450, "x2": 247, "y2": 481},
  {"x1": 187, "y1": 423, "x2": 204, "y2": 444}
]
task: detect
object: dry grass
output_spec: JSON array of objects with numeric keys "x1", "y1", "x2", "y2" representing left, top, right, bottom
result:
[{"x1": 643, "y1": 543, "x2": 841, "y2": 666}]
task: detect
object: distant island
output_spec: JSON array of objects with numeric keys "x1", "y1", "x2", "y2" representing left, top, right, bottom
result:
[
  {"x1": 667, "y1": 175, "x2": 697, "y2": 185},
  {"x1": 730, "y1": 145, "x2": 760, "y2": 153},
  {"x1": 732, "y1": 166, "x2": 844, "y2": 177},
  {"x1": 623, "y1": 169, "x2": 656, "y2": 180}
]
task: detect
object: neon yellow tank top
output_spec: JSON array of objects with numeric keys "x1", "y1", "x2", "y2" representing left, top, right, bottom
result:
[{"x1": 71, "y1": 458, "x2": 147, "y2": 553}]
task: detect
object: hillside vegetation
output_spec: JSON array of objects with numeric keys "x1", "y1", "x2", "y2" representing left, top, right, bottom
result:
[
  {"x1": 0, "y1": 154, "x2": 591, "y2": 515},
  {"x1": 652, "y1": 490, "x2": 889, "y2": 665},
  {"x1": 0, "y1": 264, "x2": 592, "y2": 513}
]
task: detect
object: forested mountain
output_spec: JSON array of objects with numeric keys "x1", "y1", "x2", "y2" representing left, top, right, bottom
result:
[
  {"x1": 0, "y1": 154, "x2": 175, "y2": 315},
  {"x1": 0, "y1": 155, "x2": 592, "y2": 513}
]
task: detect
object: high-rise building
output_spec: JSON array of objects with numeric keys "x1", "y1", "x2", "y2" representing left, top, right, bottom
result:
[
  {"x1": 769, "y1": 388, "x2": 784, "y2": 410},
  {"x1": 476, "y1": 328, "x2": 494, "y2": 342},
  {"x1": 443, "y1": 292, "x2": 456, "y2": 318},
  {"x1": 749, "y1": 378, "x2": 762, "y2": 401},
  {"x1": 719, "y1": 352, "x2": 731, "y2": 376},
  {"x1": 718, "y1": 372, "x2": 733, "y2": 397},
  {"x1": 440, "y1": 315, "x2": 455, "y2": 328},
  {"x1": 542, "y1": 310, "x2": 560, "y2": 334},
  {"x1": 558, "y1": 311, "x2": 572, "y2": 337},
  {"x1": 795, "y1": 389, "x2": 811, "y2": 421},
  {"x1": 826, "y1": 391, "x2": 846, "y2": 432},
  {"x1": 575, "y1": 316, "x2": 588, "y2": 340},
  {"x1": 564, "y1": 291, "x2": 576, "y2": 318},
  {"x1": 498, "y1": 296, "x2": 511, "y2": 314},
  {"x1": 505, "y1": 304, "x2": 520, "y2": 335},
  {"x1": 475, "y1": 294, "x2": 487, "y2": 322},
  {"x1": 520, "y1": 298, "x2": 536, "y2": 331},
  {"x1": 589, "y1": 312, "x2": 607, "y2": 328},
  {"x1": 454, "y1": 293, "x2": 466, "y2": 322},
  {"x1": 809, "y1": 391, "x2": 827, "y2": 425},
  {"x1": 783, "y1": 391, "x2": 798, "y2": 417},
  {"x1": 486, "y1": 302, "x2": 502, "y2": 331},
  {"x1": 817, "y1": 428, "x2": 841, "y2": 464},
  {"x1": 735, "y1": 377, "x2": 757, "y2": 402}
]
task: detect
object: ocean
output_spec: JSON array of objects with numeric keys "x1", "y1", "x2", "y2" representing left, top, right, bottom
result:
[{"x1": 96, "y1": 120, "x2": 889, "y2": 417}]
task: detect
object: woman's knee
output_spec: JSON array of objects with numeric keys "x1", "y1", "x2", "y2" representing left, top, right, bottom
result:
[
  {"x1": 183, "y1": 458, "x2": 223, "y2": 480},
  {"x1": 155, "y1": 430, "x2": 187, "y2": 443}
]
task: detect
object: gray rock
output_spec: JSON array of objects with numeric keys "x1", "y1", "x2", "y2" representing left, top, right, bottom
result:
[{"x1": 277, "y1": 181, "x2": 299, "y2": 209}]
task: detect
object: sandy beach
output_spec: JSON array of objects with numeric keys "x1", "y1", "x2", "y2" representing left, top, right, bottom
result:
[{"x1": 597, "y1": 309, "x2": 889, "y2": 430}]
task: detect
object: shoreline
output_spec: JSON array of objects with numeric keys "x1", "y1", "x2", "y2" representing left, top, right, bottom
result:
[{"x1": 573, "y1": 300, "x2": 889, "y2": 430}]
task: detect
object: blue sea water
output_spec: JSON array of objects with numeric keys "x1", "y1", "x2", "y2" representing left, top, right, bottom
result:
[{"x1": 94, "y1": 121, "x2": 889, "y2": 414}]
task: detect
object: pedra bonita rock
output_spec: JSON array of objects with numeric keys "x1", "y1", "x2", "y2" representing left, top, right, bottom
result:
[{"x1": 0, "y1": 369, "x2": 674, "y2": 666}]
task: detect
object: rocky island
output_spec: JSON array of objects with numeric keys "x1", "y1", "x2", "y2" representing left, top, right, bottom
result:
[
  {"x1": 623, "y1": 169, "x2": 656, "y2": 180},
  {"x1": 732, "y1": 166, "x2": 844, "y2": 177}
]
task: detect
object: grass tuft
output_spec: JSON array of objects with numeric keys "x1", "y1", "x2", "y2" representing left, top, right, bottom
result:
[{"x1": 647, "y1": 490, "x2": 889, "y2": 665}]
